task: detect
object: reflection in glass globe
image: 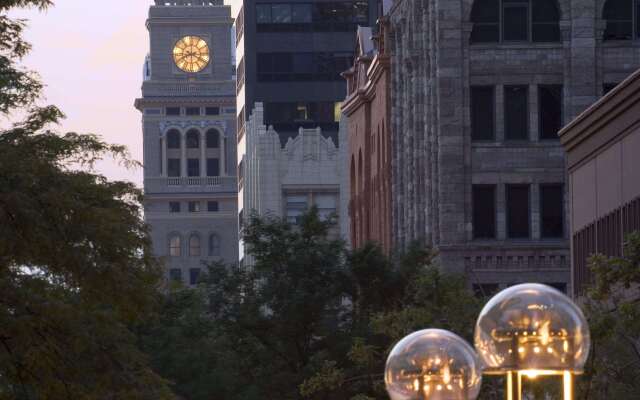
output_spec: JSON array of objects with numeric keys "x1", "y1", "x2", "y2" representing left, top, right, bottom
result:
[
  {"x1": 474, "y1": 283, "x2": 590, "y2": 375},
  {"x1": 385, "y1": 329, "x2": 482, "y2": 400}
]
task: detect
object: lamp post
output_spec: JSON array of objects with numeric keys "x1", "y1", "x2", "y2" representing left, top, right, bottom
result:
[
  {"x1": 474, "y1": 284, "x2": 590, "y2": 400},
  {"x1": 385, "y1": 329, "x2": 482, "y2": 400}
]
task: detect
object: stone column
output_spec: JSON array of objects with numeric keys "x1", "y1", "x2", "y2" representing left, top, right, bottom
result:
[
  {"x1": 180, "y1": 133, "x2": 187, "y2": 177},
  {"x1": 220, "y1": 134, "x2": 226, "y2": 176},
  {"x1": 161, "y1": 136, "x2": 167, "y2": 177},
  {"x1": 200, "y1": 132, "x2": 206, "y2": 177}
]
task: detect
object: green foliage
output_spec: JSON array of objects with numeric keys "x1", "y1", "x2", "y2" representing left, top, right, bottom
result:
[
  {"x1": 0, "y1": 1, "x2": 175, "y2": 398},
  {"x1": 577, "y1": 232, "x2": 640, "y2": 399},
  {"x1": 144, "y1": 210, "x2": 482, "y2": 400}
]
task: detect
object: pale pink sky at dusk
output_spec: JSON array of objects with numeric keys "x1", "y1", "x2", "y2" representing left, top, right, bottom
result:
[{"x1": 11, "y1": 1, "x2": 155, "y2": 186}]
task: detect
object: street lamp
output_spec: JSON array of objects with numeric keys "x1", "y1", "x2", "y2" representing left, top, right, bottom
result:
[
  {"x1": 474, "y1": 284, "x2": 590, "y2": 400},
  {"x1": 385, "y1": 329, "x2": 482, "y2": 400}
]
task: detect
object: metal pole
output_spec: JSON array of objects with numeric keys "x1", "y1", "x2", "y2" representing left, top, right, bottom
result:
[
  {"x1": 506, "y1": 372, "x2": 522, "y2": 400},
  {"x1": 563, "y1": 372, "x2": 573, "y2": 400}
]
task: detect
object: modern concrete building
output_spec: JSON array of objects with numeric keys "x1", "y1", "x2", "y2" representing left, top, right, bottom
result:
[
  {"x1": 342, "y1": 23, "x2": 393, "y2": 254},
  {"x1": 136, "y1": 0, "x2": 239, "y2": 284},
  {"x1": 560, "y1": 69, "x2": 640, "y2": 296},
  {"x1": 388, "y1": 0, "x2": 640, "y2": 295},
  {"x1": 238, "y1": 103, "x2": 349, "y2": 263}
]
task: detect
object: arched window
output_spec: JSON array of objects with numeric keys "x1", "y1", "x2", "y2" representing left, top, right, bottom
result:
[
  {"x1": 603, "y1": 0, "x2": 637, "y2": 40},
  {"x1": 169, "y1": 235, "x2": 181, "y2": 257},
  {"x1": 167, "y1": 129, "x2": 181, "y2": 149},
  {"x1": 470, "y1": 0, "x2": 560, "y2": 43},
  {"x1": 209, "y1": 234, "x2": 221, "y2": 256},
  {"x1": 186, "y1": 129, "x2": 200, "y2": 149},
  {"x1": 189, "y1": 234, "x2": 201, "y2": 257},
  {"x1": 206, "y1": 129, "x2": 220, "y2": 148}
]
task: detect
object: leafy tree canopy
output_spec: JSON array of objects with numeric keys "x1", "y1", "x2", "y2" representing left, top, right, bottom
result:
[{"x1": 0, "y1": 1, "x2": 175, "y2": 398}]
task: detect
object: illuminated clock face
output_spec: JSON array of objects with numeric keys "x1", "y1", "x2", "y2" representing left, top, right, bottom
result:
[{"x1": 173, "y1": 36, "x2": 210, "y2": 73}]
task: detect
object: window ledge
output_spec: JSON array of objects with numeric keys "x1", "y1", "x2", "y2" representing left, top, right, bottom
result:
[
  {"x1": 601, "y1": 39, "x2": 640, "y2": 48},
  {"x1": 469, "y1": 42, "x2": 562, "y2": 50},
  {"x1": 471, "y1": 141, "x2": 563, "y2": 148}
]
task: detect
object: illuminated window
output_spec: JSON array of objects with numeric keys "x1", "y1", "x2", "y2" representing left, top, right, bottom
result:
[
  {"x1": 169, "y1": 235, "x2": 181, "y2": 257},
  {"x1": 334, "y1": 102, "x2": 342, "y2": 122}
]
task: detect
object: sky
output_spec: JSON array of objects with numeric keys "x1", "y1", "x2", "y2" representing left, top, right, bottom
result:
[{"x1": 10, "y1": 0, "x2": 153, "y2": 186}]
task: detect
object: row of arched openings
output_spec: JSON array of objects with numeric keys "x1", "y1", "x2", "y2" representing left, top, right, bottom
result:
[
  {"x1": 169, "y1": 233, "x2": 221, "y2": 257},
  {"x1": 166, "y1": 128, "x2": 221, "y2": 149},
  {"x1": 470, "y1": 0, "x2": 638, "y2": 43}
]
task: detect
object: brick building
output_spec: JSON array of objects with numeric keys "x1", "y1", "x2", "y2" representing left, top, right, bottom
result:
[
  {"x1": 387, "y1": 0, "x2": 640, "y2": 294},
  {"x1": 342, "y1": 23, "x2": 393, "y2": 253},
  {"x1": 560, "y1": 69, "x2": 640, "y2": 296}
]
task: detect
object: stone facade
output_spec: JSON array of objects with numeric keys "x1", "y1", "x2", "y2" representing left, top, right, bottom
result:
[
  {"x1": 238, "y1": 103, "x2": 349, "y2": 263},
  {"x1": 388, "y1": 0, "x2": 640, "y2": 293},
  {"x1": 342, "y1": 24, "x2": 393, "y2": 254},
  {"x1": 135, "y1": 1, "x2": 239, "y2": 285}
]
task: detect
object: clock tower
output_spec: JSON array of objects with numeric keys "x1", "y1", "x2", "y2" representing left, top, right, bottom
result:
[{"x1": 135, "y1": 0, "x2": 238, "y2": 284}]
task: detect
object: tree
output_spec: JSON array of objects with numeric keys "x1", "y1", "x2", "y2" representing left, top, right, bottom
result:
[
  {"x1": 0, "y1": 1, "x2": 175, "y2": 398},
  {"x1": 577, "y1": 232, "x2": 640, "y2": 399},
  {"x1": 142, "y1": 209, "x2": 483, "y2": 400}
]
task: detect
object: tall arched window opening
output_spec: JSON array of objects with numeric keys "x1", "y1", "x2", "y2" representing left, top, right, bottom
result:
[
  {"x1": 470, "y1": 0, "x2": 560, "y2": 43},
  {"x1": 169, "y1": 235, "x2": 181, "y2": 257},
  {"x1": 206, "y1": 129, "x2": 220, "y2": 148},
  {"x1": 186, "y1": 129, "x2": 200, "y2": 149},
  {"x1": 189, "y1": 234, "x2": 201, "y2": 257},
  {"x1": 603, "y1": 0, "x2": 637, "y2": 40},
  {"x1": 167, "y1": 129, "x2": 181, "y2": 149}
]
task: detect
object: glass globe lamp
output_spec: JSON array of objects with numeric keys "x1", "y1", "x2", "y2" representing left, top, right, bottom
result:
[
  {"x1": 385, "y1": 329, "x2": 482, "y2": 400},
  {"x1": 474, "y1": 283, "x2": 590, "y2": 400}
]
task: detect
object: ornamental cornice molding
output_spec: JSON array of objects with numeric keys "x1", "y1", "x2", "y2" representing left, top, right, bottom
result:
[{"x1": 159, "y1": 119, "x2": 229, "y2": 136}]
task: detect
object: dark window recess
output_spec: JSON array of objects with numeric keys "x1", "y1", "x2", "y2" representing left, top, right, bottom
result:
[
  {"x1": 187, "y1": 159, "x2": 200, "y2": 177},
  {"x1": 257, "y1": 52, "x2": 353, "y2": 82},
  {"x1": 471, "y1": 86, "x2": 495, "y2": 141},
  {"x1": 189, "y1": 268, "x2": 201, "y2": 285},
  {"x1": 545, "y1": 282, "x2": 567, "y2": 294},
  {"x1": 207, "y1": 201, "x2": 219, "y2": 212},
  {"x1": 540, "y1": 185, "x2": 564, "y2": 238},
  {"x1": 473, "y1": 185, "x2": 497, "y2": 239},
  {"x1": 471, "y1": 0, "x2": 559, "y2": 43},
  {"x1": 166, "y1": 107, "x2": 181, "y2": 116},
  {"x1": 473, "y1": 283, "x2": 500, "y2": 297},
  {"x1": 168, "y1": 158, "x2": 181, "y2": 177},
  {"x1": 503, "y1": 1, "x2": 529, "y2": 41},
  {"x1": 186, "y1": 131, "x2": 200, "y2": 148},
  {"x1": 256, "y1": 2, "x2": 368, "y2": 32},
  {"x1": 207, "y1": 158, "x2": 220, "y2": 177},
  {"x1": 186, "y1": 107, "x2": 200, "y2": 116},
  {"x1": 167, "y1": 130, "x2": 180, "y2": 149},
  {"x1": 470, "y1": 0, "x2": 499, "y2": 42},
  {"x1": 603, "y1": 0, "x2": 633, "y2": 40},
  {"x1": 532, "y1": 0, "x2": 561, "y2": 42},
  {"x1": 188, "y1": 201, "x2": 200, "y2": 213},
  {"x1": 507, "y1": 185, "x2": 530, "y2": 238},
  {"x1": 603, "y1": 82, "x2": 620, "y2": 95},
  {"x1": 206, "y1": 130, "x2": 220, "y2": 148},
  {"x1": 504, "y1": 86, "x2": 529, "y2": 140},
  {"x1": 169, "y1": 202, "x2": 181, "y2": 213},
  {"x1": 538, "y1": 85, "x2": 563, "y2": 140},
  {"x1": 205, "y1": 107, "x2": 220, "y2": 116},
  {"x1": 169, "y1": 268, "x2": 182, "y2": 282}
]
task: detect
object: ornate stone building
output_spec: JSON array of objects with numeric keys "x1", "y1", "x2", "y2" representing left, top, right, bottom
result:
[
  {"x1": 342, "y1": 24, "x2": 393, "y2": 254},
  {"x1": 135, "y1": 0, "x2": 238, "y2": 284},
  {"x1": 238, "y1": 103, "x2": 349, "y2": 263},
  {"x1": 388, "y1": 0, "x2": 640, "y2": 294}
]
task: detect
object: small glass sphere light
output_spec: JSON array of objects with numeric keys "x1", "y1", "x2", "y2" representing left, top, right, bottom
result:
[
  {"x1": 474, "y1": 284, "x2": 590, "y2": 400},
  {"x1": 385, "y1": 329, "x2": 482, "y2": 400}
]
